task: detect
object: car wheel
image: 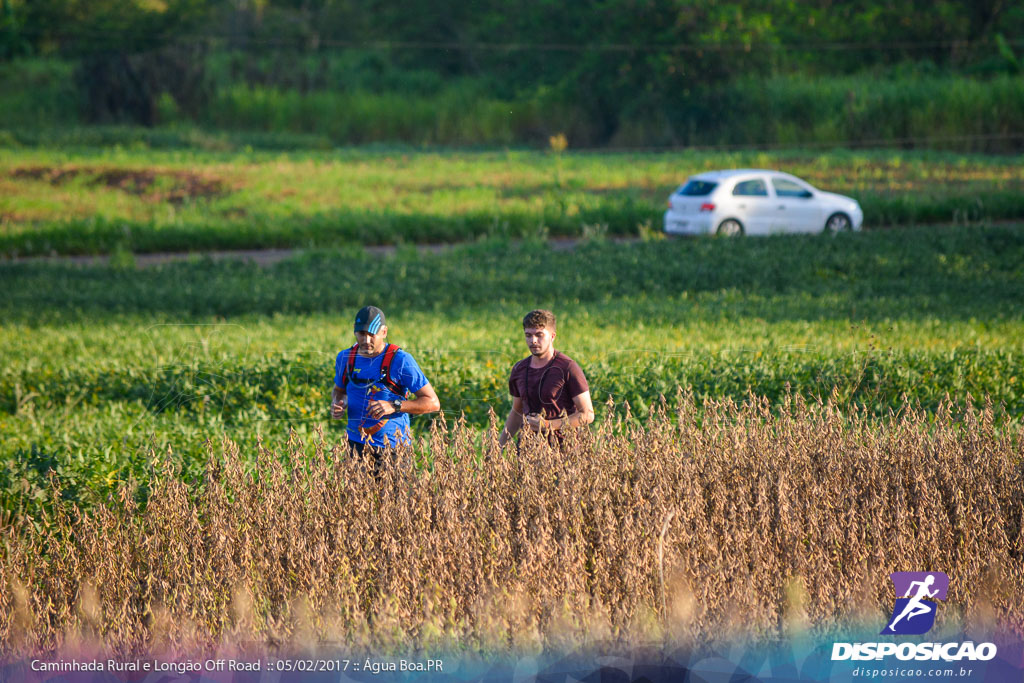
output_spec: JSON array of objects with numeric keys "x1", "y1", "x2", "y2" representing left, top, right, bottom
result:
[
  {"x1": 716, "y1": 219, "x2": 744, "y2": 237},
  {"x1": 824, "y1": 212, "x2": 852, "y2": 233}
]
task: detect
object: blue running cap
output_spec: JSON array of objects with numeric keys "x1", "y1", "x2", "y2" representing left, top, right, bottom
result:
[{"x1": 354, "y1": 306, "x2": 386, "y2": 334}]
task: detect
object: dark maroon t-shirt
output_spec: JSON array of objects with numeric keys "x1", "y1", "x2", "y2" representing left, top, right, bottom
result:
[{"x1": 508, "y1": 351, "x2": 589, "y2": 419}]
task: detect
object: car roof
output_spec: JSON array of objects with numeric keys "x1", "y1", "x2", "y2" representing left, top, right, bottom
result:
[{"x1": 687, "y1": 169, "x2": 795, "y2": 181}]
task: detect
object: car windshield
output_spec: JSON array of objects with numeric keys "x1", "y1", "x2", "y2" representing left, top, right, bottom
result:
[{"x1": 677, "y1": 179, "x2": 717, "y2": 196}]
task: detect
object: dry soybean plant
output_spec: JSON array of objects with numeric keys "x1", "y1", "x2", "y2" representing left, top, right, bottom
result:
[{"x1": 1, "y1": 393, "x2": 1022, "y2": 661}]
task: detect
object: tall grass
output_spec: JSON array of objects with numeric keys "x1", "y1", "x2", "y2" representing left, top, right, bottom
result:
[
  {"x1": 202, "y1": 84, "x2": 548, "y2": 146},
  {"x1": 133, "y1": 73, "x2": 1024, "y2": 151},
  {"x1": 1, "y1": 394, "x2": 1021, "y2": 659},
  {"x1": 3, "y1": 55, "x2": 1023, "y2": 150},
  {"x1": 693, "y1": 74, "x2": 1024, "y2": 154}
]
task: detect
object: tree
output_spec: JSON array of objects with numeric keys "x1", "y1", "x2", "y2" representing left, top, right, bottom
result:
[{"x1": 23, "y1": 0, "x2": 216, "y2": 124}]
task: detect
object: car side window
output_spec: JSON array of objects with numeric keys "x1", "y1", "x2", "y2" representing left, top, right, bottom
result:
[
  {"x1": 773, "y1": 178, "x2": 813, "y2": 198},
  {"x1": 732, "y1": 179, "x2": 768, "y2": 196}
]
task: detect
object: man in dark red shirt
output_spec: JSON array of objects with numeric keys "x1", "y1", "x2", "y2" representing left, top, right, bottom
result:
[{"x1": 499, "y1": 309, "x2": 594, "y2": 447}]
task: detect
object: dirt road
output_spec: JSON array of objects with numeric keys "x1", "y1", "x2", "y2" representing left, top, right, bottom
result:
[{"x1": 4, "y1": 237, "x2": 627, "y2": 268}]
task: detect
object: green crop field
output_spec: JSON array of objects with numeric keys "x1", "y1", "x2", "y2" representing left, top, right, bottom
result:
[
  {"x1": 2, "y1": 145, "x2": 1024, "y2": 658},
  {"x1": 2, "y1": 146, "x2": 1023, "y2": 256},
  {"x1": 2, "y1": 225, "x2": 1023, "y2": 522}
]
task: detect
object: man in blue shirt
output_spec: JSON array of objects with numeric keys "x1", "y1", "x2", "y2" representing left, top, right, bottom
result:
[{"x1": 331, "y1": 306, "x2": 440, "y2": 465}]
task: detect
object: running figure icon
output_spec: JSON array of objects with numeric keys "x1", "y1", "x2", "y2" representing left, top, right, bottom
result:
[
  {"x1": 882, "y1": 571, "x2": 949, "y2": 635},
  {"x1": 887, "y1": 575, "x2": 939, "y2": 632}
]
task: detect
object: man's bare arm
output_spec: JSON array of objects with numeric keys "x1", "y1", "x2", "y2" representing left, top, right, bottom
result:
[
  {"x1": 403, "y1": 383, "x2": 441, "y2": 415},
  {"x1": 524, "y1": 391, "x2": 595, "y2": 432},
  {"x1": 499, "y1": 396, "x2": 525, "y2": 447},
  {"x1": 563, "y1": 390, "x2": 595, "y2": 429},
  {"x1": 366, "y1": 383, "x2": 440, "y2": 419}
]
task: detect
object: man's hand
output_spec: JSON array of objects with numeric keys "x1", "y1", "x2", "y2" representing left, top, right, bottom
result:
[
  {"x1": 331, "y1": 385, "x2": 348, "y2": 420},
  {"x1": 367, "y1": 399, "x2": 400, "y2": 420},
  {"x1": 331, "y1": 396, "x2": 347, "y2": 419},
  {"x1": 525, "y1": 412, "x2": 548, "y2": 432}
]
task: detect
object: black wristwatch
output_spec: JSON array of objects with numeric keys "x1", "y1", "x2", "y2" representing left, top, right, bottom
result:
[{"x1": 391, "y1": 399, "x2": 404, "y2": 413}]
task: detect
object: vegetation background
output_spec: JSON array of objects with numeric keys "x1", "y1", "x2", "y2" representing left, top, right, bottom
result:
[
  {"x1": 2, "y1": 0, "x2": 1024, "y2": 150},
  {"x1": 1, "y1": 0, "x2": 1023, "y2": 662}
]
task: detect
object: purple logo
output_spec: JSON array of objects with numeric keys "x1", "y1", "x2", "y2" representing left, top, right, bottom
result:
[{"x1": 881, "y1": 572, "x2": 950, "y2": 635}]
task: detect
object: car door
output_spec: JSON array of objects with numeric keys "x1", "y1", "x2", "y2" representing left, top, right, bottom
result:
[
  {"x1": 770, "y1": 176, "x2": 823, "y2": 233},
  {"x1": 728, "y1": 177, "x2": 773, "y2": 234}
]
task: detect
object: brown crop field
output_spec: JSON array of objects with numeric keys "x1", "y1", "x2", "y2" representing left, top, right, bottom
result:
[{"x1": 1, "y1": 394, "x2": 1021, "y2": 660}]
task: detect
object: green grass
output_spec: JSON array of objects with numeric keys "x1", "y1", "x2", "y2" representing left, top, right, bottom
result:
[
  {"x1": 2, "y1": 226, "x2": 1023, "y2": 518},
  {"x1": 1, "y1": 146, "x2": 1023, "y2": 256}
]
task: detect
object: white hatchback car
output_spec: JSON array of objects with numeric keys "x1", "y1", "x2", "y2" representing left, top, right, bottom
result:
[{"x1": 663, "y1": 169, "x2": 863, "y2": 236}]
